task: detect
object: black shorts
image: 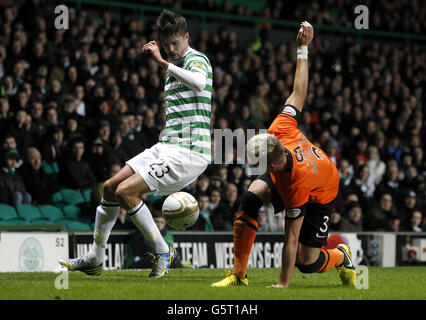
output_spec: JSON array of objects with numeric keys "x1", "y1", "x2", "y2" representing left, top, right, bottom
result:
[
  {"x1": 258, "y1": 174, "x2": 337, "y2": 248},
  {"x1": 298, "y1": 200, "x2": 337, "y2": 248}
]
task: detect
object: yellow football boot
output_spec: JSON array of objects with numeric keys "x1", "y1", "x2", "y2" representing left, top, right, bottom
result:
[
  {"x1": 211, "y1": 270, "x2": 248, "y2": 287},
  {"x1": 336, "y1": 244, "x2": 356, "y2": 286}
]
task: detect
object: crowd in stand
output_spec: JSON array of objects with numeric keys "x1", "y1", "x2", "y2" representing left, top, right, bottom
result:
[
  {"x1": 0, "y1": 1, "x2": 425, "y2": 233},
  {"x1": 166, "y1": 0, "x2": 426, "y2": 34}
]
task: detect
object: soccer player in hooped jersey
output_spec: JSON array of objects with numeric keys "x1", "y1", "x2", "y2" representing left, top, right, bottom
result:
[
  {"x1": 212, "y1": 21, "x2": 356, "y2": 288},
  {"x1": 59, "y1": 10, "x2": 212, "y2": 278}
]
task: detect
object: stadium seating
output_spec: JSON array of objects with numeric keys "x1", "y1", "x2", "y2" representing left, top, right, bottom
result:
[
  {"x1": 0, "y1": 204, "x2": 20, "y2": 220},
  {"x1": 82, "y1": 189, "x2": 92, "y2": 202},
  {"x1": 30, "y1": 218, "x2": 57, "y2": 225},
  {"x1": 16, "y1": 204, "x2": 43, "y2": 221},
  {"x1": 0, "y1": 203, "x2": 95, "y2": 229},
  {"x1": 62, "y1": 204, "x2": 82, "y2": 220},
  {"x1": 53, "y1": 189, "x2": 89, "y2": 209},
  {"x1": 66, "y1": 221, "x2": 92, "y2": 231},
  {"x1": 60, "y1": 189, "x2": 86, "y2": 206},
  {"x1": 52, "y1": 191, "x2": 65, "y2": 208},
  {"x1": 39, "y1": 205, "x2": 65, "y2": 222},
  {"x1": 55, "y1": 218, "x2": 75, "y2": 228},
  {"x1": 0, "y1": 219, "x2": 31, "y2": 226},
  {"x1": 41, "y1": 162, "x2": 59, "y2": 176}
]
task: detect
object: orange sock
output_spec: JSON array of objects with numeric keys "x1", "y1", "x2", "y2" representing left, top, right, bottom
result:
[
  {"x1": 232, "y1": 211, "x2": 258, "y2": 279},
  {"x1": 318, "y1": 248, "x2": 345, "y2": 273}
]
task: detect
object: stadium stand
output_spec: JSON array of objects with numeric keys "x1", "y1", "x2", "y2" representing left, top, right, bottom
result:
[
  {"x1": 0, "y1": 0, "x2": 424, "y2": 233},
  {"x1": 15, "y1": 204, "x2": 43, "y2": 221},
  {"x1": 0, "y1": 203, "x2": 19, "y2": 220},
  {"x1": 39, "y1": 204, "x2": 65, "y2": 221}
]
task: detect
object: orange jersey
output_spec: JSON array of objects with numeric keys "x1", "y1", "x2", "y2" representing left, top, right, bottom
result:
[{"x1": 267, "y1": 105, "x2": 339, "y2": 209}]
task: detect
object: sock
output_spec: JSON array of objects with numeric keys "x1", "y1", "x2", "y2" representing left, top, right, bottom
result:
[
  {"x1": 92, "y1": 198, "x2": 120, "y2": 264},
  {"x1": 232, "y1": 210, "x2": 258, "y2": 279},
  {"x1": 317, "y1": 248, "x2": 345, "y2": 273},
  {"x1": 129, "y1": 200, "x2": 169, "y2": 254}
]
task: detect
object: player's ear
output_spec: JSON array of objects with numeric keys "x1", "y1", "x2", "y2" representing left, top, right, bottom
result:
[
  {"x1": 268, "y1": 163, "x2": 277, "y2": 172},
  {"x1": 185, "y1": 32, "x2": 189, "y2": 41}
]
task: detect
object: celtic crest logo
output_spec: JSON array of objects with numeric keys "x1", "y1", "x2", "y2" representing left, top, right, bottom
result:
[{"x1": 19, "y1": 237, "x2": 44, "y2": 272}]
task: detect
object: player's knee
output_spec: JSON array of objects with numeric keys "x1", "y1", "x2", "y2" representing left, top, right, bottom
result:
[
  {"x1": 114, "y1": 183, "x2": 130, "y2": 201},
  {"x1": 296, "y1": 263, "x2": 318, "y2": 274},
  {"x1": 296, "y1": 251, "x2": 325, "y2": 274},
  {"x1": 240, "y1": 191, "x2": 263, "y2": 221},
  {"x1": 103, "y1": 179, "x2": 117, "y2": 195}
]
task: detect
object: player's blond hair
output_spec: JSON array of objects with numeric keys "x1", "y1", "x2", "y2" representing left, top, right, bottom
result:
[{"x1": 246, "y1": 133, "x2": 285, "y2": 166}]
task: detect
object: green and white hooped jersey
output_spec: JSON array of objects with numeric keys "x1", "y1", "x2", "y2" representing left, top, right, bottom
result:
[{"x1": 162, "y1": 47, "x2": 212, "y2": 162}]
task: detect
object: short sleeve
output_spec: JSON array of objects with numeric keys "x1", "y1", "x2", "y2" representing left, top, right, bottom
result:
[
  {"x1": 184, "y1": 54, "x2": 209, "y2": 77},
  {"x1": 267, "y1": 105, "x2": 301, "y2": 138},
  {"x1": 279, "y1": 105, "x2": 301, "y2": 122},
  {"x1": 285, "y1": 204, "x2": 307, "y2": 220},
  {"x1": 283, "y1": 187, "x2": 309, "y2": 220}
]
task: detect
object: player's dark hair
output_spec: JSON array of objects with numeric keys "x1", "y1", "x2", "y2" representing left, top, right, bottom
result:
[{"x1": 156, "y1": 10, "x2": 188, "y2": 38}]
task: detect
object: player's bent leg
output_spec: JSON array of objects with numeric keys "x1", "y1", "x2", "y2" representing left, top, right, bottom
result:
[
  {"x1": 59, "y1": 166, "x2": 136, "y2": 275},
  {"x1": 115, "y1": 171, "x2": 151, "y2": 210},
  {"x1": 295, "y1": 244, "x2": 323, "y2": 273},
  {"x1": 296, "y1": 243, "x2": 341, "y2": 273},
  {"x1": 295, "y1": 243, "x2": 356, "y2": 286},
  {"x1": 103, "y1": 165, "x2": 136, "y2": 202},
  {"x1": 115, "y1": 173, "x2": 175, "y2": 278}
]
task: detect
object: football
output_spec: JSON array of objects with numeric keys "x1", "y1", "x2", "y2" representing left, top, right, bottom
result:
[{"x1": 162, "y1": 192, "x2": 199, "y2": 230}]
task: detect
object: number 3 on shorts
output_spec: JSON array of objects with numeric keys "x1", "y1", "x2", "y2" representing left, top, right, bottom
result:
[
  {"x1": 320, "y1": 216, "x2": 329, "y2": 233},
  {"x1": 148, "y1": 160, "x2": 170, "y2": 179}
]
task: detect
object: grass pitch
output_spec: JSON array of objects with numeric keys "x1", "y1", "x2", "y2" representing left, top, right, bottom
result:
[{"x1": 0, "y1": 267, "x2": 425, "y2": 300}]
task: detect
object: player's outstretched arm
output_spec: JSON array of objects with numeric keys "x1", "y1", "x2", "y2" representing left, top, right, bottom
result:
[
  {"x1": 267, "y1": 216, "x2": 304, "y2": 288},
  {"x1": 284, "y1": 21, "x2": 314, "y2": 112}
]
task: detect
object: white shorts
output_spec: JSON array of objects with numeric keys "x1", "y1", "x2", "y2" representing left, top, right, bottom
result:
[{"x1": 126, "y1": 143, "x2": 209, "y2": 195}]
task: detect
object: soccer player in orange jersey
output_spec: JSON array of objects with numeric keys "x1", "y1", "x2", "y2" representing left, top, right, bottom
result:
[{"x1": 212, "y1": 21, "x2": 356, "y2": 288}]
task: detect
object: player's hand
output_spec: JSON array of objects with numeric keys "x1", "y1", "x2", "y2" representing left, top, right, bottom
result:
[
  {"x1": 142, "y1": 41, "x2": 165, "y2": 65},
  {"x1": 296, "y1": 21, "x2": 314, "y2": 46}
]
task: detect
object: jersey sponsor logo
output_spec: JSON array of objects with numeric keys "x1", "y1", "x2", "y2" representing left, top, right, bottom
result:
[
  {"x1": 286, "y1": 208, "x2": 301, "y2": 218},
  {"x1": 281, "y1": 106, "x2": 296, "y2": 117}
]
